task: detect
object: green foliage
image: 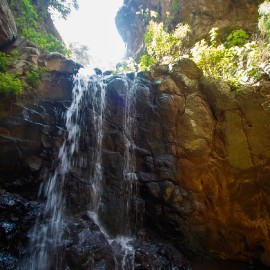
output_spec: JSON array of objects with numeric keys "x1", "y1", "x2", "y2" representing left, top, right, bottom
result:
[
  {"x1": 0, "y1": 51, "x2": 19, "y2": 72},
  {"x1": 191, "y1": 28, "x2": 269, "y2": 90},
  {"x1": 258, "y1": 0, "x2": 270, "y2": 38},
  {"x1": 15, "y1": 0, "x2": 38, "y2": 30},
  {"x1": 139, "y1": 55, "x2": 156, "y2": 71},
  {"x1": 0, "y1": 51, "x2": 47, "y2": 95},
  {"x1": 0, "y1": 72, "x2": 25, "y2": 95},
  {"x1": 140, "y1": 20, "x2": 190, "y2": 69},
  {"x1": 10, "y1": 0, "x2": 68, "y2": 54},
  {"x1": 225, "y1": 29, "x2": 250, "y2": 48},
  {"x1": 25, "y1": 67, "x2": 48, "y2": 88},
  {"x1": 22, "y1": 28, "x2": 68, "y2": 54}
]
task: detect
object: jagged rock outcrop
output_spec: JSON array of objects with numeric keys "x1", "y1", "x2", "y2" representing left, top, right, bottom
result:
[
  {"x1": 0, "y1": 0, "x2": 17, "y2": 49},
  {"x1": 116, "y1": 0, "x2": 264, "y2": 57}
]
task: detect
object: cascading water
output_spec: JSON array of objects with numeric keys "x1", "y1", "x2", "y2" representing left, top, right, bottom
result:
[
  {"x1": 18, "y1": 69, "x2": 106, "y2": 270},
  {"x1": 111, "y1": 75, "x2": 141, "y2": 269},
  {"x1": 19, "y1": 69, "x2": 142, "y2": 270},
  {"x1": 123, "y1": 76, "x2": 139, "y2": 233}
]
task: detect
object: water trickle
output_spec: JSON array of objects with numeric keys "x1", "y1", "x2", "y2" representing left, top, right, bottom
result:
[{"x1": 88, "y1": 75, "x2": 106, "y2": 212}]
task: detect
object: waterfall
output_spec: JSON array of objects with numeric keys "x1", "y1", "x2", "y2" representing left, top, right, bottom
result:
[
  {"x1": 19, "y1": 69, "x2": 141, "y2": 270},
  {"x1": 106, "y1": 75, "x2": 140, "y2": 270},
  {"x1": 123, "y1": 76, "x2": 139, "y2": 234},
  {"x1": 18, "y1": 69, "x2": 106, "y2": 269}
]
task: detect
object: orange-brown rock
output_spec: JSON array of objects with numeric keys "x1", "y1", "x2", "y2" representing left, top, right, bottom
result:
[{"x1": 139, "y1": 59, "x2": 270, "y2": 266}]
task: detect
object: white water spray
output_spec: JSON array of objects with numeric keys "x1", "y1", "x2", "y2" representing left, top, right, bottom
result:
[{"x1": 19, "y1": 69, "x2": 104, "y2": 270}]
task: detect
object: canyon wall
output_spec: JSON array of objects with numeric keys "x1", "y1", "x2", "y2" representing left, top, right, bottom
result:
[
  {"x1": 1, "y1": 52, "x2": 270, "y2": 267},
  {"x1": 116, "y1": 0, "x2": 264, "y2": 57},
  {"x1": 1, "y1": 0, "x2": 270, "y2": 268}
]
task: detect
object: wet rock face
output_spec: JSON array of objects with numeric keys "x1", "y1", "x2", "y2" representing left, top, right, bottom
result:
[
  {"x1": 116, "y1": 0, "x2": 264, "y2": 57},
  {"x1": 0, "y1": 57, "x2": 270, "y2": 268},
  {"x1": 0, "y1": 189, "x2": 40, "y2": 269},
  {"x1": 0, "y1": 0, "x2": 17, "y2": 49},
  {"x1": 60, "y1": 213, "x2": 116, "y2": 270}
]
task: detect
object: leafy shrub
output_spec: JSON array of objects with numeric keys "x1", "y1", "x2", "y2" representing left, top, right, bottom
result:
[
  {"x1": 10, "y1": 0, "x2": 68, "y2": 54},
  {"x1": 22, "y1": 28, "x2": 68, "y2": 54},
  {"x1": 0, "y1": 51, "x2": 47, "y2": 95},
  {"x1": 140, "y1": 20, "x2": 190, "y2": 69},
  {"x1": 25, "y1": 67, "x2": 48, "y2": 88},
  {"x1": 0, "y1": 51, "x2": 19, "y2": 72},
  {"x1": 191, "y1": 28, "x2": 269, "y2": 90},
  {"x1": 139, "y1": 55, "x2": 156, "y2": 71},
  {"x1": 0, "y1": 73, "x2": 25, "y2": 95},
  {"x1": 225, "y1": 29, "x2": 250, "y2": 48}
]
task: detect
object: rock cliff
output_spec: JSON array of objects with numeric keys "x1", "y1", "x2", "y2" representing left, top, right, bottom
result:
[
  {"x1": 116, "y1": 0, "x2": 264, "y2": 57},
  {"x1": 0, "y1": 0, "x2": 270, "y2": 269},
  {"x1": 0, "y1": 54, "x2": 270, "y2": 268},
  {"x1": 0, "y1": 0, "x2": 17, "y2": 49}
]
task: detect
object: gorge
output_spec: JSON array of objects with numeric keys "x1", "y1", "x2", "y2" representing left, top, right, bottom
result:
[{"x1": 0, "y1": 0, "x2": 270, "y2": 269}]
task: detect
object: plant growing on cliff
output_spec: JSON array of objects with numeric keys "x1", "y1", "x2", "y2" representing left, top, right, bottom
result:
[
  {"x1": 9, "y1": 0, "x2": 68, "y2": 54},
  {"x1": 225, "y1": 29, "x2": 250, "y2": 48},
  {"x1": 0, "y1": 73, "x2": 25, "y2": 95},
  {"x1": 0, "y1": 51, "x2": 19, "y2": 72},
  {"x1": 191, "y1": 28, "x2": 269, "y2": 90},
  {"x1": 25, "y1": 66, "x2": 48, "y2": 88},
  {"x1": 0, "y1": 51, "x2": 47, "y2": 95},
  {"x1": 139, "y1": 20, "x2": 190, "y2": 70}
]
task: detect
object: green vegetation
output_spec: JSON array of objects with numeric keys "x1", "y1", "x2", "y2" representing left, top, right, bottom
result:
[
  {"x1": 141, "y1": 20, "x2": 190, "y2": 66},
  {"x1": 225, "y1": 29, "x2": 250, "y2": 48},
  {"x1": 0, "y1": 51, "x2": 18, "y2": 72},
  {"x1": 9, "y1": 0, "x2": 68, "y2": 55},
  {"x1": 25, "y1": 66, "x2": 48, "y2": 88},
  {"x1": 0, "y1": 51, "x2": 24, "y2": 95},
  {"x1": 191, "y1": 29, "x2": 263, "y2": 90},
  {"x1": 133, "y1": 1, "x2": 270, "y2": 91},
  {"x1": 0, "y1": 51, "x2": 47, "y2": 95},
  {"x1": 0, "y1": 73, "x2": 25, "y2": 95}
]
